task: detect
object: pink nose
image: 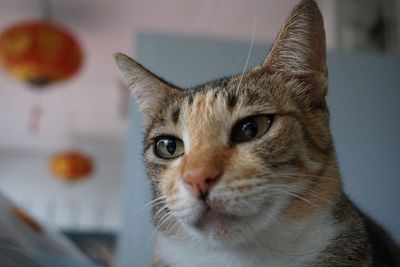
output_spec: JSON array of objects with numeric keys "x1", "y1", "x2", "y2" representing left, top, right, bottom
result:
[{"x1": 183, "y1": 166, "x2": 222, "y2": 198}]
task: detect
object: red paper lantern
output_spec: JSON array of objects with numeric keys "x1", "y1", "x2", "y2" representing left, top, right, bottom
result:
[
  {"x1": 50, "y1": 151, "x2": 93, "y2": 181},
  {"x1": 0, "y1": 21, "x2": 83, "y2": 87}
]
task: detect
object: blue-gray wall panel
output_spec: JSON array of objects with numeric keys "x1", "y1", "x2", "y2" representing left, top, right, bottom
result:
[{"x1": 119, "y1": 33, "x2": 400, "y2": 267}]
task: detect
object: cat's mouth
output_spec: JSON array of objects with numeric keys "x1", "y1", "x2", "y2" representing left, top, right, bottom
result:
[
  {"x1": 190, "y1": 207, "x2": 240, "y2": 233},
  {"x1": 185, "y1": 208, "x2": 247, "y2": 243}
]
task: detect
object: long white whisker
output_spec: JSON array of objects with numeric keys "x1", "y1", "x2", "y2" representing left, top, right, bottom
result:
[
  {"x1": 156, "y1": 212, "x2": 176, "y2": 232},
  {"x1": 138, "y1": 196, "x2": 168, "y2": 212},
  {"x1": 269, "y1": 183, "x2": 336, "y2": 207},
  {"x1": 279, "y1": 173, "x2": 339, "y2": 182},
  {"x1": 235, "y1": 10, "x2": 257, "y2": 95},
  {"x1": 268, "y1": 189, "x2": 325, "y2": 213},
  {"x1": 158, "y1": 211, "x2": 172, "y2": 226},
  {"x1": 153, "y1": 204, "x2": 170, "y2": 223},
  {"x1": 246, "y1": 171, "x2": 340, "y2": 183}
]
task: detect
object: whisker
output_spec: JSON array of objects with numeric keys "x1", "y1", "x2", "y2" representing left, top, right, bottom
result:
[
  {"x1": 138, "y1": 196, "x2": 168, "y2": 212},
  {"x1": 277, "y1": 172, "x2": 339, "y2": 182},
  {"x1": 155, "y1": 209, "x2": 172, "y2": 226},
  {"x1": 270, "y1": 183, "x2": 336, "y2": 208},
  {"x1": 164, "y1": 216, "x2": 179, "y2": 233},
  {"x1": 216, "y1": 184, "x2": 271, "y2": 197},
  {"x1": 156, "y1": 212, "x2": 177, "y2": 233},
  {"x1": 235, "y1": 10, "x2": 257, "y2": 95},
  {"x1": 211, "y1": 185, "x2": 275, "y2": 209},
  {"x1": 269, "y1": 184, "x2": 327, "y2": 208},
  {"x1": 153, "y1": 204, "x2": 170, "y2": 222},
  {"x1": 224, "y1": 178, "x2": 267, "y2": 187},
  {"x1": 268, "y1": 189, "x2": 325, "y2": 213}
]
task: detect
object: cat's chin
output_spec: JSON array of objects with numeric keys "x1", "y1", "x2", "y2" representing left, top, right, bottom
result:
[
  {"x1": 184, "y1": 209, "x2": 245, "y2": 245},
  {"x1": 177, "y1": 198, "x2": 286, "y2": 247}
]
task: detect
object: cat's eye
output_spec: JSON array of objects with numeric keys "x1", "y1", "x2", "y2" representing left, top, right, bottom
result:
[
  {"x1": 155, "y1": 137, "x2": 184, "y2": 159},
  {"x1": 231, "y1": 115, "x2": 273, "y2": 143}
]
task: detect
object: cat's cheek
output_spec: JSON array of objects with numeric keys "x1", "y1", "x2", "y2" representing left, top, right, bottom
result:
[
  {"x1": 159, "y1": 161, "x2": 183, "y2": 199},
  {"x1": 212, "y1": 196, "x2": 265, "y2": 217}
]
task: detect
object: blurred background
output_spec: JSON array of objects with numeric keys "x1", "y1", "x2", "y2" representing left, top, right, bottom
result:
[{"x1": 0, "y1": 0, "x2": 399, "y2": 266}]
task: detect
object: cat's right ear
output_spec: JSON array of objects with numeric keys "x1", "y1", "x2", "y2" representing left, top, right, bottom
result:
[
  {"x1": 114, "y1": 53, "x2": 180, "y2": 116},
  {"x1": 263, "y1": 0, "x2": 327, "y2": 107}
]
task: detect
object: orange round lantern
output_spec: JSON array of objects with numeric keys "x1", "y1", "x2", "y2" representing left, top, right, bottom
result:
[
  {"x1": 50, "y1": 151, "x2": 93, "y2": 181},
  {"x1": 0, "y1": 21, "x2": 83, "y2": 87}
]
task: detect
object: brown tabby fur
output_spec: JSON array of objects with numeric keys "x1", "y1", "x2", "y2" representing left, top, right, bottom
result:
[{"x1": 116, "y1": 0, "x2": 400, "y2": 266}]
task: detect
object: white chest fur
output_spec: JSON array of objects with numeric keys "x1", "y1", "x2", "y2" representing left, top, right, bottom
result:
[{"x1": 158, "y1": 214, "x2": 337, "y2": 267}]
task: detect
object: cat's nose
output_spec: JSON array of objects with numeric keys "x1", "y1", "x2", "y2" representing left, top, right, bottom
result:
[{"x1": 183, "y1": 166, "x2": 222, "y2": 198}]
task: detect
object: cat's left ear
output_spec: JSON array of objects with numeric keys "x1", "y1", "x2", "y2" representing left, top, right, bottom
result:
[
  {"x1": 114, "y1": 53, "x2": 181, "y2": 117},
  {"x1": 263, "y1": 0, "x2": 327, "y2": 106}
]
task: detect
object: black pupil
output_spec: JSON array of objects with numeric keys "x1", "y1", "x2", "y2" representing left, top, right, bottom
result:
[
  {"x1": 242, "y1": 120, "x2": 258, "y2": 137},
  {"x1": 164, "y1": 140, "x2": 176, "y2": 154}
]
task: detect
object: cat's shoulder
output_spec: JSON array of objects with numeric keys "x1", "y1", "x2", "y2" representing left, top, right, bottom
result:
[{"x1": 315, "y1": 194, "x2": 400, "y2": 266}]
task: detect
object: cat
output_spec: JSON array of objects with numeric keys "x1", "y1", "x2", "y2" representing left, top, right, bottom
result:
[{"x1": 115, "y1": 0, "x2": 400, "y2": 266}]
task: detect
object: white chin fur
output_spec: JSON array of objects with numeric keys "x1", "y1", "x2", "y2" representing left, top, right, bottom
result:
[{"x1": 168, "y1": 181, "x2": 289, "y2": 247}]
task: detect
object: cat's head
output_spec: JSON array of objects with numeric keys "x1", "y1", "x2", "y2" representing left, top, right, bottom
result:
[{"x1": 116, "y1": 0, "x2": 341, "y2": 247}]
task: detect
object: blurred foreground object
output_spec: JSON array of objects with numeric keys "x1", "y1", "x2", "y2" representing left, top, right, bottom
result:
[
  {"x1": 50, "y1": 151, "x2": 94, "y2": 182},
  {"x1": 0, "y1": 21, "x2": 83, "y2": 87},
  {"x1": 0, "y1": 192, "x2": 97, "y2": 267}
]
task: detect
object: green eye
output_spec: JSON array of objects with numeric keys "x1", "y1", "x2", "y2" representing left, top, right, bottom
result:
[
  {"x1": 155, "y1": 137, "x2": 184, "y2": 159},
  {"x1": 231, "y1": 115, "x2": 273, "y2": 143}
]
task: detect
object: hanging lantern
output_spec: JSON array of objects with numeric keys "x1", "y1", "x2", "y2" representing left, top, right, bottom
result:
[
  {"x1": 49, "y1": 151, "x2": 93, "y2": 182},
  {"x1": 0, "y1": 20, "x2": 83, "y2": 134},
  {"x1": 0, "y1": 20, "x2": 83, "y2": 87}
]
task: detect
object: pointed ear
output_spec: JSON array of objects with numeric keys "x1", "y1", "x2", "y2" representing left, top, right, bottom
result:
[
  {"x1": 114, "y1": 53, "x2": 181, "y2": 116},
  {"x1": 264, "y1": 0, "x2": 327, "y2": 106}
]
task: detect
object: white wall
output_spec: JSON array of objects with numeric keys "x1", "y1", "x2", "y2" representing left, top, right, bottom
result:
[
  {"x1": 0, "y1": 0, "x2": 337, "y2": 150},
  {"x1": 0, "y1": 145, "x2": 123, "y2": 231}
]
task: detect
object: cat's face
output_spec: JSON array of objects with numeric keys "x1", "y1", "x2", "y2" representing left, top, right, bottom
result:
[
  {"x1": 116, "y1": 0, "x2": 341, "y2": 247},
  {"x1": 142, "y1": 70, "x2": 340, "y2": 246}
]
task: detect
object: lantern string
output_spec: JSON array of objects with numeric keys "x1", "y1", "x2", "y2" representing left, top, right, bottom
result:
[
  {"x1": 38, "y1": 0, "x2": 52, "y2": 21},
  {"x1": 64, "y1": 84, "x2": 81, "y2": 150},
  {"x1": 28, "y1": 89, "x2": 43, "y2": 135}
]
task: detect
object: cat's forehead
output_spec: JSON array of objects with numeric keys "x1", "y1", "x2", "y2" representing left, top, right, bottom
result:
[
  {"x1": 148, "y1": 71, "x2": 283, "y2": 137},
  {"x1": 182, "y1": 75, "x2": 266, "y2": 119},
  {"x1": 188, "y1": 70, "x2": 271, "y2": 107}
]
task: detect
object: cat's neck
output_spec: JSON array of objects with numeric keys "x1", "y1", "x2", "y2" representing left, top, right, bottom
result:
[{"x1": 157, "y1": 208, "x2": 339, "y2": 267}]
